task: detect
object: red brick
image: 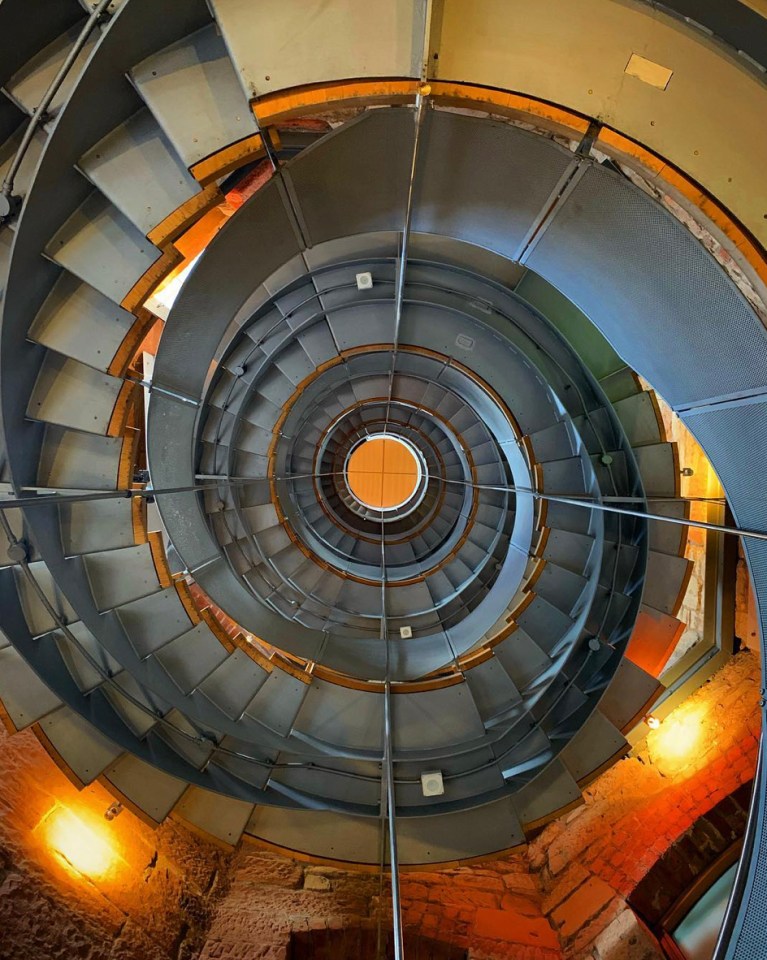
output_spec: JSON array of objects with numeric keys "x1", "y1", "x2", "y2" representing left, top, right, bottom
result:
[{"x1": 474, "y1": 909, "x2": 560, "y2": 950}]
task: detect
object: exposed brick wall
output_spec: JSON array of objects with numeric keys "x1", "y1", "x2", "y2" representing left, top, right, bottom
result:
[
  {"x1": 198, "y1": 651, "x2": 759, "y2": 960},
  {"x1": 0, "y1": 653, "x2": 757, "y2": 960},
  {"x1": 631, "y1": 781, "x2": 751, "y2": 928},
  {"x1": 0, "y1": 723, "x2": 232, "y2": 960}
]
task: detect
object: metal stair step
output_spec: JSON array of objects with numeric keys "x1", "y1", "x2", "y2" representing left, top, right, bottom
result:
[
  {"x1": 0, "y1": 644, "x2": 61, "y2": 729},
  {"x1": 79, "y1": 108, "x2": 202, "y2": 237},
  {"x1": 59, "y1": 496, "x2": 136, "y2": 555},
  {"x1": 83, "y1": 543, "x2": 162, "y2": 611},
  {"x1": 29, "y1": 272, "x2": 136, "y2": 373},
  {"x1": 612, "y1": 391, "x2": 663, "y2": 448},
  {"x1": 103, "y1": 752, "x2": 187, "y2": 824},
  {"x1": 195, "y1": 648, "x2": 270, "y2": 721},
  {"x1": 45, "y1": 189, "x2": 162, "y2": 303},
  {"x1": 3, "y1": 20, "x2": 98, "y2": 118},
  {"x1": 27, "y1": 352, "x2": 126, "y2": 435},
  {"x1": 37, "y1": 705, "x2": 122, "y2": 785},
  {"x1": 174, "y1": 786, "x2": 255, "y2": 847},
  {"x1": 38, "y1": 426, "x2": 125, "y2": 490},
  {"x1": 153, "y1": 622, "x2": 230, "y2": 695},
  {"x1": 130, "y1": 23, "x2": 258, "y2": 169}
]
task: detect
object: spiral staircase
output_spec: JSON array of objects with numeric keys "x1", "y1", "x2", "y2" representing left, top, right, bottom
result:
[{"x1": 0, "y1": 1, "x2": 766, "y2": 955}]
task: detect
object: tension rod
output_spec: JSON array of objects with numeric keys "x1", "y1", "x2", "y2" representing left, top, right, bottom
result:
[{"x1": 433, "y1": 476, "x2": 767, "y2": 542}]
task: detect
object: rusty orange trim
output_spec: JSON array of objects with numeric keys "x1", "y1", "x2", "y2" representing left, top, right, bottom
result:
[
  {"x1": 107, "y1": 380, "x2": 138, "y2": 438},
  {"x1": 253, "y1": 79, "x2": 420, "y2": 124},
  {"x1": 597, "y1": 127, "x2": 767, "y2": 286},
  {"x1": 33, "y1": 722, "x2": 88, "y2": 790},
  {"x1": 120, "y1": 247, "x2": 182, "y2": 315},
  {"x1": 174, "y1": 580, "x2": 202, "y2": 625},
  {"x1": 131, "y1": 495, "x2": 148, "y2": 545},
  {"x1": 524, "y1": 557, "x2": 546, "y2": 591},
  {"x1": 429, "y1": 82, "x2": 591, "y2": 136},
  {"x1": 147, "y1": 183, "x2": 223, "y2": 249},
  {"x1": 117, "y1": 427, "x2": 139, "y2": 489},
  {"x1": 108, "y1": 310, "x2": 156, "y2": 378},
  {"x1": 199, "y1": 608, "x2": 236, "y2": 653},
  {"x1": 0, "y1": 698, "x2": 19, "y2": 736},
  {"x1": 458, "y1": 647, "x2": 495, "y2": 670},
  {"x1": 190, "y1": 131, "x2": 280, "y2": 187},
  {"x1": 147, "y1": 530, "x2": 173, "y2": 589}
]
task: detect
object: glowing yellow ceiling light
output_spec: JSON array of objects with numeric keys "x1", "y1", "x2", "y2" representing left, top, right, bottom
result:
[{"x1": 38, "y1": 804, "x2": 119, "y2": 879}]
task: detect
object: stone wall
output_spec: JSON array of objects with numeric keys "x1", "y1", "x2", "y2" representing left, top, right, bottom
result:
[
  {"x1": 0, "y1": 651, "x2": 758, "y2": 960},
  {"x1": 0, "y1": 723, "x2": 232, "y2": 960},
  {"x1": 198, "y1": 650, "x2": 760, "y2": 960}
]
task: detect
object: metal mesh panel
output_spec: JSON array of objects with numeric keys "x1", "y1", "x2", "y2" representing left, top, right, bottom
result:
[
  {"x1": 526, "y1": 165, "x2": 767, "y2": 409},
  {"x1": 682, "y1": 401, "x2": 767, "y2": 531},
  {"x1": 413, "y1": 111, "x2": 574, "y2": 259}
]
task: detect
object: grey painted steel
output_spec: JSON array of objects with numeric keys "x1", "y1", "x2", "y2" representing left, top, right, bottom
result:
[{"x1": 130, "y1": 24, "x2": 259, "y2": 168}]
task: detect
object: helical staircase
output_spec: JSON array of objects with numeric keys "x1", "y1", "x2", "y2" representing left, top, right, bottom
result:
[{"x1": 0, "y1": 2, "x2": 766, "y2": 955}]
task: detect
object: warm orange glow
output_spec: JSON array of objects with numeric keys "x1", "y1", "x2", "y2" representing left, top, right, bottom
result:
[
  {"x1": 646, "y1": 715, "x2": 661, "y2": 730},
  {"x1": 346, "y1": 436, "x2": 420, "y2": 510},
  {"x1": 38, "y1": 804, "x2": 120, "y2": 879},
  {"x1": 649, "y1": 703, "x2": 708, "y2": 765}
]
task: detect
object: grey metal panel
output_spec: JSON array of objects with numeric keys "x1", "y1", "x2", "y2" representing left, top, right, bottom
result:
[
  {"x1": 293, "y1": 680, "x2": 383, "y2": 751},
  {"x1": 526, "y1": 164, "x2": 767, "y2": 410},
  {"x1": 45, "y1": 190, "x2": 161, "y2": 303},
  {"x1": 174, "y1": 787, "x2": 254, "y2": 845},
  {"x1": 414, "y1": 111, "x2": 574, "y2": 259},
  {"x1": 598, "y1": 658, "x2": 661, "y2": 734},
  {"x1": 79, "y1": 108, "x2": 201, "y2": 235},
  {"x1": 632, "y1": 443, "x2": 678, "y2": 498},
  {"x1": 37, "y1": 426, "x2": 123, "y2": 490},
  {"x1": 0, "y1": 0, "x2": 84, "y2": 86},
  {"x1": 83, "y1": 543, "x2": 160, "y2": 610},
  {"x1": 210, "y1": 0, "x2": 423, "y2": 99},
  {"x1": 0, "y1": 645, "x2": 61, "y2": 728},
  {"x1": 196, "y1": 649, "x2": 269, "y2": 719},
  {"x1": 53, "y1": 619, "x2": 120, "y2": 692},
  {"x1": 543, "y1": 529, "x2": 596, "y2": 577},
  {"x1": 15, "y1": 561, "x2": 77, "y2": 636},
  {"x1": 559, "y1": 710, "x2": 627, "y2": 783},
  {"x1": 29, "y1": 273, "x2": 134, "y2": 373},
  {"x1": 27, "y1": 353, "x2": 123, "y2": 435},
  {"x1": 154, "y1": 622, "x2": 229, "y2": 694},
  {"x1": 682, "y1": 400, "x2": 767, "y2": 531},
  {"x1": 131, "y1": 23, "x2": 258, "y2": 168},
  {"x1": 38, "y1": 706, "x2": 122, "y2": 784},
  {"x1": 244, "y1": 670, "x2": 309, "y2": 737},
  {"x1": 104, "y1": 753, "x2": 187, "y2": 822},
  {"x1": 59, "y1": 496, "x2": 135, "y2": 555},
  {"x1": 151, "y1": 178, "x2": 301, "y2": 399},
  {"x1": 283, "y1": 110, "x2": 412, "y2": 246},
  {"x1": 647, "y1": 502, "x2": 688, "y2": 557},
  {"x1": 0, "y1": 127, "x2": 47, "y2": 200},
  {"x1": 4, "y1": 23, "x2": 99, "y2": 118},
  {"x1": 395, "y1": 798, "x2": 525, "y2": 863},
  {"x1": 464, "y1": 657, "x2": 521, "y2": 723},
  {"x1": 612, "y1": 392, "x2": 662, "y2": 448},
  {"x1": 642, "y1": 552, "x2": 691, "y2": 615},
  {"x1": 246, "y1": 806, "x2": 382, "y2": 863},
  {"x1": 116, "y1": 586, "x2": 195, "y2": 657},
  {"x1": 515, "y1": 758, "x2": 582, "y2": 827},
  {"x1": 392, "y1": 684, "x2": 485, "y2": 752},
  {"x1": 494, "y1": 628, "x2": 552, "y2": 693}
]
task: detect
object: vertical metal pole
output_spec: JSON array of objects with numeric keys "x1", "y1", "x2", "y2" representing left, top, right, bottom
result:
[{"x1": 384, "y1": 675, "x2": 404, "y2": 960}]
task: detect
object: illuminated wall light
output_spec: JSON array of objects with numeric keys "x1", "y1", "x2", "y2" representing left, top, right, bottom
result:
[
  {"x1": 37, "y1": 803, "x2": 120, "y2": 879},
  {"x1": 645, "y1": 715, "x2": 661, "y2": 730},
  {"x1": 649, "y1": 703, "x2": 707, "y2": 765}
]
